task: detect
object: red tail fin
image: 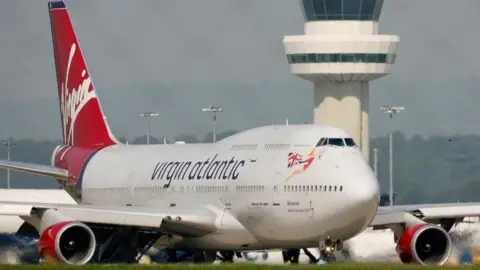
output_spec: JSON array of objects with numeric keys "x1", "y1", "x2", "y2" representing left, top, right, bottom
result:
[{"x1": 48, "y1": 1, "x2": 118, "y2": 147}]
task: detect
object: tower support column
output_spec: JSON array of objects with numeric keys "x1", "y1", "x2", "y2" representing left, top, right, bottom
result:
[
  {"x1": 360, "y1": 85, "x2": 369, "y2": 161},
  {"x1": 313, "y1": 81, "x2": 369, "y2": 160}
]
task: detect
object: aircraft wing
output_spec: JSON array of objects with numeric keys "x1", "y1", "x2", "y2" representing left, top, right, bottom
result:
[
  {"x1": 0, "y1": 159, "x2": 69, "y2": 180},
  {"x1": 370, "y1": 202, "x2": 480, "y2": 229},
  {"x1": 0, "y1": 201, "x2": 217, "y2": 237}
]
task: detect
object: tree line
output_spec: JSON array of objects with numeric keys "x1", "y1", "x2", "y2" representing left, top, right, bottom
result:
[{"x1": 1, "y1": 130, "x2": 479, "y2": 205}]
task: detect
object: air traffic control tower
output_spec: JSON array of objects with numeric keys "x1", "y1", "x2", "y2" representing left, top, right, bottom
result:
[{"x1": 283, "y1": 0, "x2": 399, "y2": 161}]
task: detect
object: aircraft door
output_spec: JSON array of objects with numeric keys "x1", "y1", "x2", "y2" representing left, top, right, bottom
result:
[
  {"x1": 309, "y1": 200, "x2": 314, "y2": 219},
  {"x1": 124, "y1": 151, "x2": 139, "y2": 206},
  {"x1": 272, "y1": 184, "x2": 281, "y2": 208},
  {"x1": 126, "y1": 171, "x2": 134, "y2": 206}
]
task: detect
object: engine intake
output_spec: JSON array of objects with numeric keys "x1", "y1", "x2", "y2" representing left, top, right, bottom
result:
[
  {"x1": 396, "y1": 223, "x2": 452, "y2": 265},
  {"x1": 38, "y1": 221, "x2": 96, "y2": 265}
]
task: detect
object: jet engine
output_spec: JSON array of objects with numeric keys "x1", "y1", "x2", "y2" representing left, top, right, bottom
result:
[
  {"x1": 396, "y1": 223, "x2": 452, "y2": 265},
  {"x1": 38, "y1": 221, "x2": 96, "y2": 265}
]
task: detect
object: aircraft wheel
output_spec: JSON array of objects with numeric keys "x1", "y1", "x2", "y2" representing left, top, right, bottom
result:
[
  {"x1": 320, "y1": 251, "x2": 336, "y2": 263},
  {"x1": 204, "y1": 251, "x2": 217, "y2": 263},
  {"x1": 137, "y1": 254, "x2": 152, "y2": 264}
]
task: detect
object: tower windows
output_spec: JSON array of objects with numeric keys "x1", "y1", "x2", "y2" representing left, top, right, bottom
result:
[
  {"x1": 287, "y1": 53, "x2": 395, "y2": 65},
  {"x1": 301, "y1": 0, "x2": 384, "y2": 21}
]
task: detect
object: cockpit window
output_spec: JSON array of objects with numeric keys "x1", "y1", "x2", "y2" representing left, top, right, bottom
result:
[
  {"x1": 327, "y1": 138, "x2": 344, "y2": 146},
  {"x1": 316, "y1": 137, "x2": 357, "y2": 147},
  {"x1": 344, "y1": 138, "x2": 356, "y2": 147},
  {"x1": 316, "y1": 138, "x2": 327, "y2": 147}
]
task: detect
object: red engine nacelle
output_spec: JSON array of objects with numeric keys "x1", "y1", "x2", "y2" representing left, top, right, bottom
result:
[
  {"x1": 38, "y1": 221, "x2": 96, "y2": 265},
  {"x1": 396, "y1": 223, "x2": 452, "y2": 265}
]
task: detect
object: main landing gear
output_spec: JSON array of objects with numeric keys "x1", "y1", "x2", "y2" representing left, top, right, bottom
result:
[
  {"x1": 161, "y1": 249, "x2": 215, "y2": 263},
  {"x1": 282, "y1": 249, "x2": 300, "y2": 263},
  {"x1": 151, "y1": 250, "x2": 236, "y2": 263},
  {"x1": 93, "y1": 227, "x2": 162, "y2": 264}
]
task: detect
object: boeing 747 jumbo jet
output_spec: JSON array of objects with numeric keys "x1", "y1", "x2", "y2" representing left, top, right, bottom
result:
[{"x1": 3, "y1": 1, "x2": 480, "y2": 266}]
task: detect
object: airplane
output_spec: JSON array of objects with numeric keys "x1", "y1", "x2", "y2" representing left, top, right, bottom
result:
[{"x1": 2, "y1": 0, "x2": 480, "y2": 266}]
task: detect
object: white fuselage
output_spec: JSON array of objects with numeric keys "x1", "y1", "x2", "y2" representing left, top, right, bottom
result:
[{"x1": 70, "y1": 125, "x2": 380, "y2": 251}]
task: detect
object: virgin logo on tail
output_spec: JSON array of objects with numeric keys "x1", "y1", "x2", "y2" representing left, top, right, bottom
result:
[{"x1": 60, "y1": 43, "x2": 97, "y2": 145}]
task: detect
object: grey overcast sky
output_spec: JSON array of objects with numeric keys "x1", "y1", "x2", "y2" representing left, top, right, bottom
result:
[{"x1": 0, "y1": 0, "x2": 479, "y2": 141}]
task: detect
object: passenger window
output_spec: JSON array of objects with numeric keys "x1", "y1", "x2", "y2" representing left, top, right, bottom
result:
[
  {"x1": 316, "y1": 138, "x2": 327, "y2": 147},
  {"x1": 327, "y1": 138, "x2": 345, "y2": 146},
  {"x1": 340, "y1": 186, "x2": 343, "y2": 192},
  {"x1": 344, "y1": 138, "x2": 356, "y2": 147},
  {"x1": 306, "y1": 186, "x2": 310, "y2": 192},
  {"x1": 315, "y1": 185, "x2": 318, "y2": 192},
  {"x1": 334, "y1": 186, "x2": 337, "y2": 192},
  {"x1": 329, "y1": 185, "x2": 332, "y2": 191}
]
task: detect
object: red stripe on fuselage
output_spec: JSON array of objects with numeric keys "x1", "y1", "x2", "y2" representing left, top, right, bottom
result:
[{"x1": 53, "y1": 146, "x2": 102, "y2": 184}]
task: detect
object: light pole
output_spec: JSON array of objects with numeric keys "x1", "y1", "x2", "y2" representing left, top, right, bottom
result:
[
  {"x1": 372, "y1": 148, "x2": 379, "y2": 177},
  {"x1": 202, "y1": 106, "x2": 223, "y2": 143},
  {"x1": 140, "y1": 112, "x2": 159, "y2": 144},
  {"x1": 3, "y1": 140, "x2": 15, "y2": 189},
  {"x1": 381, "y1": 104, "x2": 404, "y2": 206}
]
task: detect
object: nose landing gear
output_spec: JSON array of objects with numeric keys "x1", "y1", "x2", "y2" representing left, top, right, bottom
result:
[{"x1": 318, "y1": 238, "x2": 343, "y2": 263}]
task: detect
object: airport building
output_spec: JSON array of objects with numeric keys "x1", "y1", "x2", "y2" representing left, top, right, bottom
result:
[{"x1": 283, "y1": 0, "x2": 399, "y2": 161}]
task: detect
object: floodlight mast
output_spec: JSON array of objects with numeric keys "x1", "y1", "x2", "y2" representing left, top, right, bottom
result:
[
  {"x1": 3, "y1": 140, "x2": 15, "y2": 189},
  {"x1": 140, "y1": 112, "x2": 159, "y2": 144},
  {"x1": 380, "y1": 104, "x2": 404, "y2": 206},
  {"x1": 202, "y1": 106, "x2": 223, "y2": 143}
]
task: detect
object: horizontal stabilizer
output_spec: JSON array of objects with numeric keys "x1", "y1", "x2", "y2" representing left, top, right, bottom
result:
[{"x1": 0, "y1": 159, "x2": 69, "y2": 180}]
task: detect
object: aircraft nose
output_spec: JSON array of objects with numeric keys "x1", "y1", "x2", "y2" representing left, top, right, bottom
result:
[
  {"x1": 357, "y1": 179, "x2": 379, "y2": 205},
  {"x1": 350, "y1": 173, "x2": 380, "y2": 211}
]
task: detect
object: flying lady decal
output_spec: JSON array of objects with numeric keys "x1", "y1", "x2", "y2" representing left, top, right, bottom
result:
[{"x1": 285, "y1": 148, "x2": 322, "y2": 181}]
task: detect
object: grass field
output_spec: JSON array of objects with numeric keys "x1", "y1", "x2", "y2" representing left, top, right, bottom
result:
[{"x1": 0, "y1": 264, "x2": 480, "y2": 270}]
